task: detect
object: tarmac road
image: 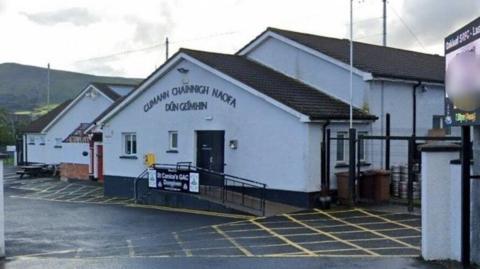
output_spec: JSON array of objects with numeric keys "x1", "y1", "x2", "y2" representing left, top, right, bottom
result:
[{"x1": 1, "y1": 167, "x2": 449, "y2": 269}]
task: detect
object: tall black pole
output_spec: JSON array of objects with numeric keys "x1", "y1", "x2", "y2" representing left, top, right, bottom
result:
[
  {"x1": 461, "y1": 126, "x2": 471, "y2": 267},
  {"x1": 385, "y1": 113, "x2": 391, "y2": 170},
  {"x1": 349, "y1": 128, "x2": 357, "y2": 204}
]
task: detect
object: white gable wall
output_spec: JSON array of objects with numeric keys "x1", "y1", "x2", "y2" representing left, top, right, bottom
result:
[
  {"x1": 244, "y1": 35, "x2": 459, "y2": 169},
  {"x1": 244, "y1": 36, "x2": 368, "y2": 109},
  {"x1": 102, "y1": 59, "x2": 321, "y2": 192},
  {"x1": 25, "y1": 90, "x2": 113, "y2": 165}
]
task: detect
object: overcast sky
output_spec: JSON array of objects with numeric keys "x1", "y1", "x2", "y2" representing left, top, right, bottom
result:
[{"x1": 0, "y1": 0, "x2": 478, "y2": 78}]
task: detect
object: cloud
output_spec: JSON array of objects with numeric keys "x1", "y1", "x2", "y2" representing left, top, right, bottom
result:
[
  {"x1": 353, "y1": 0, "x2": 480, "y2": 53},
  {"x1": 125, "y1": 2, "x2": 174, "y2": 45},
  {"x1": 73, "y1": 60, "x2": 126, "y2": 77},
  {"x1": 22, "y1": 7, "x2": 100, "y2": 26}
]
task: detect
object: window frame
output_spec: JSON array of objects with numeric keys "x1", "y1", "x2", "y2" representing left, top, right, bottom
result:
[
  {"x1": 336, "y1": 131, "x2": 348, "y2": 163},
  {"x1": 433, "y1": 115, "x2": 451, "y2": 135},
  {"x1": 122, "y1": 133, "x2": 137, "y2": 156},
  {"x1": 358, "y1": 131, "x2": 368, "y2": 162},
  {"x1": 168, "y1": 131, "x2": 178, "y2": 151}
]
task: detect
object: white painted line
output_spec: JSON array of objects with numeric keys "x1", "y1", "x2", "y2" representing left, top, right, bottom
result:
[{"x1": 126, "y1": 240, "x2": 135, "y2": 257}]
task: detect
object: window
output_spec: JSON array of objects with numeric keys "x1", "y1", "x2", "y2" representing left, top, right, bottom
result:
[
  {"x1": 39, "y1": 136, "x2": 45, "y2": 145},
  {"x1": 358, "y1": 131, "x2": 368, "y2": 161},
  {"x1": 123, "y1": 133, "x2": 137, "y2": 155},
  {"x1": 336, "y1": 132, "x2": 348, "y2": 162},
  {"x1": 54, "y1": 138, "x2": 62, "y2": 148},
  {"x1": 28, "y1": 136, "x2": 35, "y2": 145},
  {"x1": 433, "y1": 115, "x2": 451, "y2": 135},
  {"x1": 169, "y1": 131, "x2": 178, "y2": 150}
]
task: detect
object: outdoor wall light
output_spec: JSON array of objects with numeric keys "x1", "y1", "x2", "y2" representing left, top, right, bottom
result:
[
  {"x1": 177, "y1": 67, "x2": 189, "y2": 73},
  {"x1": 229, "y1": 140, "x2": 238, "y2": 150}
]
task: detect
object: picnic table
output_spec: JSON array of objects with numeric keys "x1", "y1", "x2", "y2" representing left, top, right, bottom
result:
[{"x1": 16, "y1": 164, "x2": 59, "y2": 178}]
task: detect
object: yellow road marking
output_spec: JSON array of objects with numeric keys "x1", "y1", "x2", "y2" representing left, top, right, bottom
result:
[
  {"x1": 330, "y1": 227, "x2": 420, "y2": 235},
  {"x1": 250, "y1": 219, "x2": 317, "y2": 256},
  {"x1": 284, "y1": 214, "x2": 380, "y2": 256},
  {"x1": 315, "y1": 209, "x2": 420, "y2": 250},
  {"x1": 289, "y1": 209, "x2": 357, "y2": 216},
  {"x1": 173, "y1": 232, "x2": 192, "y2": 257},
  {"x1": 212, "y1": 225, "x2": 253, "y2": 256},
  {"x1": 127, "y1": 204, "x2": 253, "y2": 219},
  {"x1": 355, "y1": 208, "x2": 421, "y2": 232}
]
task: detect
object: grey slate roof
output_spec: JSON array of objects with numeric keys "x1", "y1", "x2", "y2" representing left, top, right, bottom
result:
[
  {"x1": 24, "y1": 82, "x2": 139, "y2": 134},
  {"x1": 253, "y1": 28, "x2": 445, "y2": 83},
  {"x1": 182, "y1": 48, "x2": 376, "y2": 121},
  {"x1": 91, "y1": 82, "x2": 138, "y2": 101},
  {"x1": 23, "y1": 99, "x2": 72, "y2": 133}
]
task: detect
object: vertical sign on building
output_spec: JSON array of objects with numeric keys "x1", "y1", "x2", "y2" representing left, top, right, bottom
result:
[{"x1": 445, "y1": 17, "x2": 480, "y2": 126}]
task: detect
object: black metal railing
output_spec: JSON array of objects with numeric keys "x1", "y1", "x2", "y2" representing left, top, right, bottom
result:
[{"x1": 133, "y1": 162, "x2": 267, "y2": 216}]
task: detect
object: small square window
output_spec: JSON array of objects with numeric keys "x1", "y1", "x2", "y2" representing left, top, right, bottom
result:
[
  {"x1": 55, "y1": 138, "x2": 62, "y2": 146},
  {"x1": 122, "y1": 133, "x2": 137, "y2": 155},
  {"x1": 336, "y1": 132, "x2": 348, "y2": 162},
  {"x1": 358, "y1": 131, "x2": 368, "y2": 161},
  {"x1": 169, "y1": 131, "x2": 178, "y2": 150}
]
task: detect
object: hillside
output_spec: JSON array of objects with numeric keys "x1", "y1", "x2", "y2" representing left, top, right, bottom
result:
[{"x1": 0, "y1": 63, "x2": 142, "y2": 112}]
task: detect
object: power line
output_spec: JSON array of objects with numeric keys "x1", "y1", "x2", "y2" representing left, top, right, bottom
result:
[
  {"x1": 74, "y1": 31, "x2": 240, "y2": 64},
  {"x1": 387, "y1": 3, "x2": 426, "y2": 49}
]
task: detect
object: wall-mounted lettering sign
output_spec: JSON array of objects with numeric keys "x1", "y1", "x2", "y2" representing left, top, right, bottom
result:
[
  {"x1": 143, "y1": 84, "x2": 237, "y2": 112},
  {"x1": 148, "y1": 168, "x2": 200, "y2": 193}
]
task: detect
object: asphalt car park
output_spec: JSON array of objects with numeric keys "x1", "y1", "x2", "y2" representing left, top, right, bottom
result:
[{"x1": 2, "y1": 168, "x2": 443, "y2": 269}]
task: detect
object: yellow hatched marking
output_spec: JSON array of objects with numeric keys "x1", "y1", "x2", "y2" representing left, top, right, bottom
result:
[
  {"x1": 355, "y1": 208, "x2": 421, "y2": 232},
  {"x1": 173, "y1": 232, "x2": 192, "y2": 257},
  {"x1": 127, "y1": 204, "x2": 252, "y2": 219},
  {"x1": 284, "y1": 214, "x2": 380, "y2": 256},
  {"x1": 212, "y1": 225, "x2": 253, "y2": 257},
  {"x1": 249, "y1": 219, "x2": 317, "y2": 256},
  {"x1": 315, "y1": 209, "x2": 420, "y2": 250}
]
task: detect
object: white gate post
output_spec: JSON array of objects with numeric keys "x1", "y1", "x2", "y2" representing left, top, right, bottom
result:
[{"x1": 420, "y1": 143, "x2": 461, "y2": 261}]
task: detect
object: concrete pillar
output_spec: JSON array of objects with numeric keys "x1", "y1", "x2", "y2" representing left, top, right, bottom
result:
[
  {"x1": 471, "y1": 127, "x2": 480, "y2": 264},
  {"x1": 0, "y1": 153, "x2": 6, "y2": 258},
  {"x1": 420, "y1": 143, "x2": 460, "y2": 261}
]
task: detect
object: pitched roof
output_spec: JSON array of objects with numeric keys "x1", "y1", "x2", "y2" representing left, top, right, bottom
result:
[
  {"x1": 91, "y1": 82, "x2": 138, "y2": 101},
  {"x1": 182, "y1": 48, "x2": 376, "y2": 121},
  {"x1": 87, "y1": 95, "x2": 129, "y2": 132},
  {"x1": 22, "y1": 99, "x2": 72, "y2": 133},
  {"x1": 249, "y1": 27, "x2": 445, "y2": 83}
]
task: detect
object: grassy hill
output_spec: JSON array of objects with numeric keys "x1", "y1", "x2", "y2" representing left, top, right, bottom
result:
[{"x1": 0, "y1": 63, "x2": 142, "y2": 112}]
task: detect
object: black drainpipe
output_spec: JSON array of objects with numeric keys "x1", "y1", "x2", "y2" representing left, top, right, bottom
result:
[
  {"x1": 319, "y1": 120, "x2": 331, "y2": 209},
  {"x1": 412, "y1": 81, "x2": 422, "y2": 137}
]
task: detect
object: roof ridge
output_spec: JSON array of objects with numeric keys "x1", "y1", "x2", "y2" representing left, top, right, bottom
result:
[{"x1": 267, "y1": 27, "x2": 444, "y2": 58}]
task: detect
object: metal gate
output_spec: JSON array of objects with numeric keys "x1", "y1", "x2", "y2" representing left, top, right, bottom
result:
[{"x1": 324, "y1": 124, "x2": 461, "y2": 212}]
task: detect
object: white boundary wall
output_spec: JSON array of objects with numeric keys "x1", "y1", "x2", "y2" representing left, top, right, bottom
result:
[{"x1": 421, "y1": 145, "x2": 461, "y2": 261}]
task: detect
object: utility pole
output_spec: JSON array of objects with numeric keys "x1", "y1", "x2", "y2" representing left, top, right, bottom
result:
[
  {"x1": 382, "y1": 0, "x2": 387, "y2": 46},
  {"x1": 47, "y1": 63, "x2": 50, "y2": 107},
  {"x1": 165, "y1": 37, "x2": 169, "y2": 61}
]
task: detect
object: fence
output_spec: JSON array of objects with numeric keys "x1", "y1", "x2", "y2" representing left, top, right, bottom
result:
[{"x1": 325, "y1": 126, "x2": 461, "y2": 212}]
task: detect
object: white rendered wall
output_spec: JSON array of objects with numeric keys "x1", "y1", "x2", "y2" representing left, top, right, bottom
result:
[
  {"x1": 25, "y1": 90, "x2": 112, "y2": 165},
  {"x1": 421, "y1": 149, "x2": 461, "y2": 261},
  {"x1": 246, "y1": 36, "x2": 459, "y2": 170},
  {"x1": 103, "y1": 59, "x2": 319, "y2": 193},
  {"x1": 245, "y1": 36, "x2": 367, "y2": 109}
]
